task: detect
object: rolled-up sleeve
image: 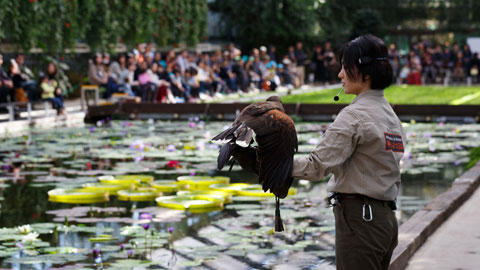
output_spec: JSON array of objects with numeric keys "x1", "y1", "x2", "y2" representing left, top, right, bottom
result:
[{"x1": 292, "y1": 110, "x2": 361, "y2": 180}]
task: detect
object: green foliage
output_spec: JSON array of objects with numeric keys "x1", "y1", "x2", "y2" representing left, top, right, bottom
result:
[
  {"x1": 351, "y1": 9, "x2": 384, "y2": 38},
  {"x1": 210, "y1": 0, "x2": 321, "y2": 50},
  {"x1": 281, "y1": 85, "x2": 480, "y2": 105},
  {"x1": 212, "y1": 0, "x2": 478, "y2": 49},
  {"x1": 467, "y1": 147, "x2": 480, "y2": 169},
  {"x1": 0, "y1": 0, "x2": 208, "y2": 53}
]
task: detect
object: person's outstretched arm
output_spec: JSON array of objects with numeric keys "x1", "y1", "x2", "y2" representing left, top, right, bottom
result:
[{"x1": 292, "y1": 109, "x2": 361, "y2": 181}]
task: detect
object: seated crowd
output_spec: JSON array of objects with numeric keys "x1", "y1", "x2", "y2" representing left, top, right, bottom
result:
[
  {"x1": 87, "y1": 42, "x2": 318, "y2": 103},
  {"x1": 0, "y1": 53, "x2": 65, "y2": 115},
  {"x1": 0, "y1": 41, "x2": 478, "y2": 109},
  {"x1": 389, "y1": 42, "x2": 478, "y2": 85}
]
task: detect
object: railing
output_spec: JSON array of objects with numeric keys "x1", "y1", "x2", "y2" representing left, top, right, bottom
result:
[{"x1": 0, "y1": 101, "x2": 57, "y2": 122}]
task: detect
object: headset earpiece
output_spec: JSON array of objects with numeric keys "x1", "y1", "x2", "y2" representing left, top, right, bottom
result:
[{"x1": 358, "y1": 56, "x2": 373, "y2": 64}]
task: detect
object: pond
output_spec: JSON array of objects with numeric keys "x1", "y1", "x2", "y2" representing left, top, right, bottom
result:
[{"x1": 0, "y1": 119, "x2": 477, "y2": 269}]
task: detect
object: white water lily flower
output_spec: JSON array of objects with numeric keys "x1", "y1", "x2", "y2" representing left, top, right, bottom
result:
[
  {"x1": 17, "y1": 225, "x2": 32, "y2": 234},
  {"x1": 21, "y1": 232, "x2": 39, "y2": 243},
  {"x1": 121, "y1": 225, "x2": 143, "y2": 236}
]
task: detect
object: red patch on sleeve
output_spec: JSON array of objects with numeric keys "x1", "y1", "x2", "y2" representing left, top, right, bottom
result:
[{"x1": 384, "y1": 133, "x2": 404, "y2": 152}]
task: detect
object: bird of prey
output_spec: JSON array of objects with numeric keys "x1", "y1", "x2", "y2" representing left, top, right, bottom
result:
[{"x1": 212, "y1": 96, "x2": 298, "y2": 231}]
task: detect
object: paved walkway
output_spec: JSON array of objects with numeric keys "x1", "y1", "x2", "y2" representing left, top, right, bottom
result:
[{"x1": 405, "y1": 184, "x2": 480, "y2": 270}]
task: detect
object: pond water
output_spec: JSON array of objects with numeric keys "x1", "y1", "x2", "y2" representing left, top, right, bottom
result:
[{"x1": 0, "y1": 119, "x2": 477, "y2": 269}]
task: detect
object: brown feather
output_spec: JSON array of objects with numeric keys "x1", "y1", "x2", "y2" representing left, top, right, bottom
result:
[{"x1": 212, "y1": 96, "x2": 298, "y2": 199}]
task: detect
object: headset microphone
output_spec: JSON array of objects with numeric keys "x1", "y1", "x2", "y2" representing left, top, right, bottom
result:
[{"x1": 333, "y1": 88, "x2": 344, "y2": 101}]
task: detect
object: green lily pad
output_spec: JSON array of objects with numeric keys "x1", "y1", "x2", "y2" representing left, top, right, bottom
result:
[{"x1": 5, "y1": 253, "x2": 87, "y2": 265}]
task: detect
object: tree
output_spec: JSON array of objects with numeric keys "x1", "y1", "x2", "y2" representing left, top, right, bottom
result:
[
  {"x1": 351, "y1": 9, "x2": 384, "y2": 39},
  {"x1": 210, "y1": 0, "x2": 323, "y2": 52},
  {"x1": 0, "y1": 0, "x2": 208, "y2": 53}
]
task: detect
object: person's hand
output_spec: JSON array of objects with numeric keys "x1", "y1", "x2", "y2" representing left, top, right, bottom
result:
[{"x1": 4, "y1": 80, "x2": 13, "y2": 88}]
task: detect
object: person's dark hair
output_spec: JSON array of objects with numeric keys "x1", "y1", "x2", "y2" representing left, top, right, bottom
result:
[
  {"x1": 117, "y1": 53, "x2": 126, "y2": 61},
  {"x1": 338, "y1": 34, "x2": 393, "y2": 90},
  {"x1": 189, "y1": 67, "x2": 198, "y2": 75},
  {"x1": 93, "y1": 52, "x2": 102, "y2": 63},
  {"x1": 47, "y1": 62, "x2": 58, "y2": 79}
]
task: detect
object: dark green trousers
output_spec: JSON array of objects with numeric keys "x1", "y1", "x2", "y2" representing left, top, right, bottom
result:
[{"x1": 333, "y1": 198, "x2": 398, "y2": 270}]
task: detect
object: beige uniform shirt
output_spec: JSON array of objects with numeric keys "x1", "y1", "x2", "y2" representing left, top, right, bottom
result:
[{"x1": 292, "y1": 90, "x2": 405, "y2": 201}]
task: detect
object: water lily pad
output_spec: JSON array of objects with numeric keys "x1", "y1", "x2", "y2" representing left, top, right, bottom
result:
[
  {"x1": 115, "y1": 174, "x2": 154, "y2": 183},
  {"x1": 156, "y1": 195, "x2": 223, "y2": 211},
  {"x1": 48, "y1": 188, "x2": 109, "y2": 204},
  {"x1": 177, "y1": 175, "x2": 230, "y2": 190},
  {"x1": 5, "y1": 253, "x2": 87, "y2": 265},
  {"x1": 105, "y1": 259, "x2": 155, "y2": 269},
  {"x1": 117, "y1": 188, "x2": 162, "y2": 202},
  {"x1": 82, "y1": 183, "x2": 127, "y2": 195},
  {"x1": 225, "y1": 204, "x2": 262, "y2": 210},
  {"x1": 151, "y1": 180, "x2": 181, "y2": 193},
  {"x1": 98, "y1": 175, "x2": 140, "y2": 186},
  {"x1": 90, "y1": 234, "x2": 118, "y2": 242},
  {"x1": 177, "y1": 190, "x2": 233, "y2": 204}
]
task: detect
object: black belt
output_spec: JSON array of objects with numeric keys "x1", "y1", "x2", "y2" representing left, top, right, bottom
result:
[{"x1": 328, "y1": 193, "x2": 397, "y2": 210}]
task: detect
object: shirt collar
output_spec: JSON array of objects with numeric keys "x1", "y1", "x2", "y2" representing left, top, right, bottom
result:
[{"x1": 351, "y1": 89, "x2": 384, "y2": 104}]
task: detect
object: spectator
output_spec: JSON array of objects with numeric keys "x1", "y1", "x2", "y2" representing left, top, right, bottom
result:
[
  {"x1": 277, "y1": 63, "x2": 294, "y2": 89},
  {"x1": 109, "y1": 54, "x2": 128, "y2": 85},
  {"x1": 210, "y1": 62, "x2": 227, "y2": 95},
  {"x1": 0, "y1": 54, "x2": 14, "y2": 104},
  {"x1": 232, "y1": 56, "x2": 249, "y2": 92},
  {"x1": 196, "y1": 60, "x2": 212, "y2": 95},
  {"x1": 268, "y1": 45, "x2": 277, "y2": 62},
  {"x1": 259, "y1": 46, "x2": 267, "y2": 59},
  {"x1": 88, "y1": 53, "x2": 119, "y2": 99},
  {"x1": 117, "y1": 61, "x2": 136, "y2": 97},
  {"x1": 220, "y1": 58, "x2": 236, "y2": 92},
  {"x1": 149, "y1": 62, "x2": 173, "y2": 103},
  {"x1": 323, "y1": 42, "x2": 336, "y2": 83},
  {"x1": 452, "y1": 57, "x2": 466, "y2": 84},
  {"x1": 391, "y1": 56, "x2": 400, "y2": 84},
  {"x1": 407, "y1": 65, "x2": 422, "y2": 85},
  {"x1": 144, "y1": 43, "x2": 155, "y2": 60},
  {"x1": 399, "y1": 62, "x2": 411, "y2": 84},
  {"x1": 40, "y1": 62, "x2": 64, "y2": 115},
  {"x1": 132, "y1": 44, "x2": 144, "y2": 60},
  {"x1": 169, "y1": 68, "x2": 189, "y2": 102},
  {"x1": 294, "y1": 41, "x2": 307, "y2": 84},
  {"x1": 154, "y1": 51, "x2": 167, "y2": 69},
  {"x1": 137, "y1": 62, "x2": 156, "y2": 101},
  {"x1": 421, "y1": 51, "x2": 435, "y2": 84},
  {"x1": 88, "y1": 53, "x2": 108, "y2": 86},
  {"x1": 469, "y1": 53, "x2": 480, "y2": 83},
  {"x1": 185, "y1": 67, "x2": 200, "y2": 99},
  {"x1": 312, "y1": 45, "x2": 325, "y2": 83},
  {"x1": 11, "y1": 54, "x2": 37, "y2": 101},
  {"x1": 462, "y1": 45, "x2": 472, "y2": 76},
  {"x1": 176, "y1": 50, "x2": 189, "y2": 75}
]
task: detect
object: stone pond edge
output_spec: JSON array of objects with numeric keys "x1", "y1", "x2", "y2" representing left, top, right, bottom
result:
[{"x1": 389, "y1": 160, "x2": 480, "y2": 270}]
